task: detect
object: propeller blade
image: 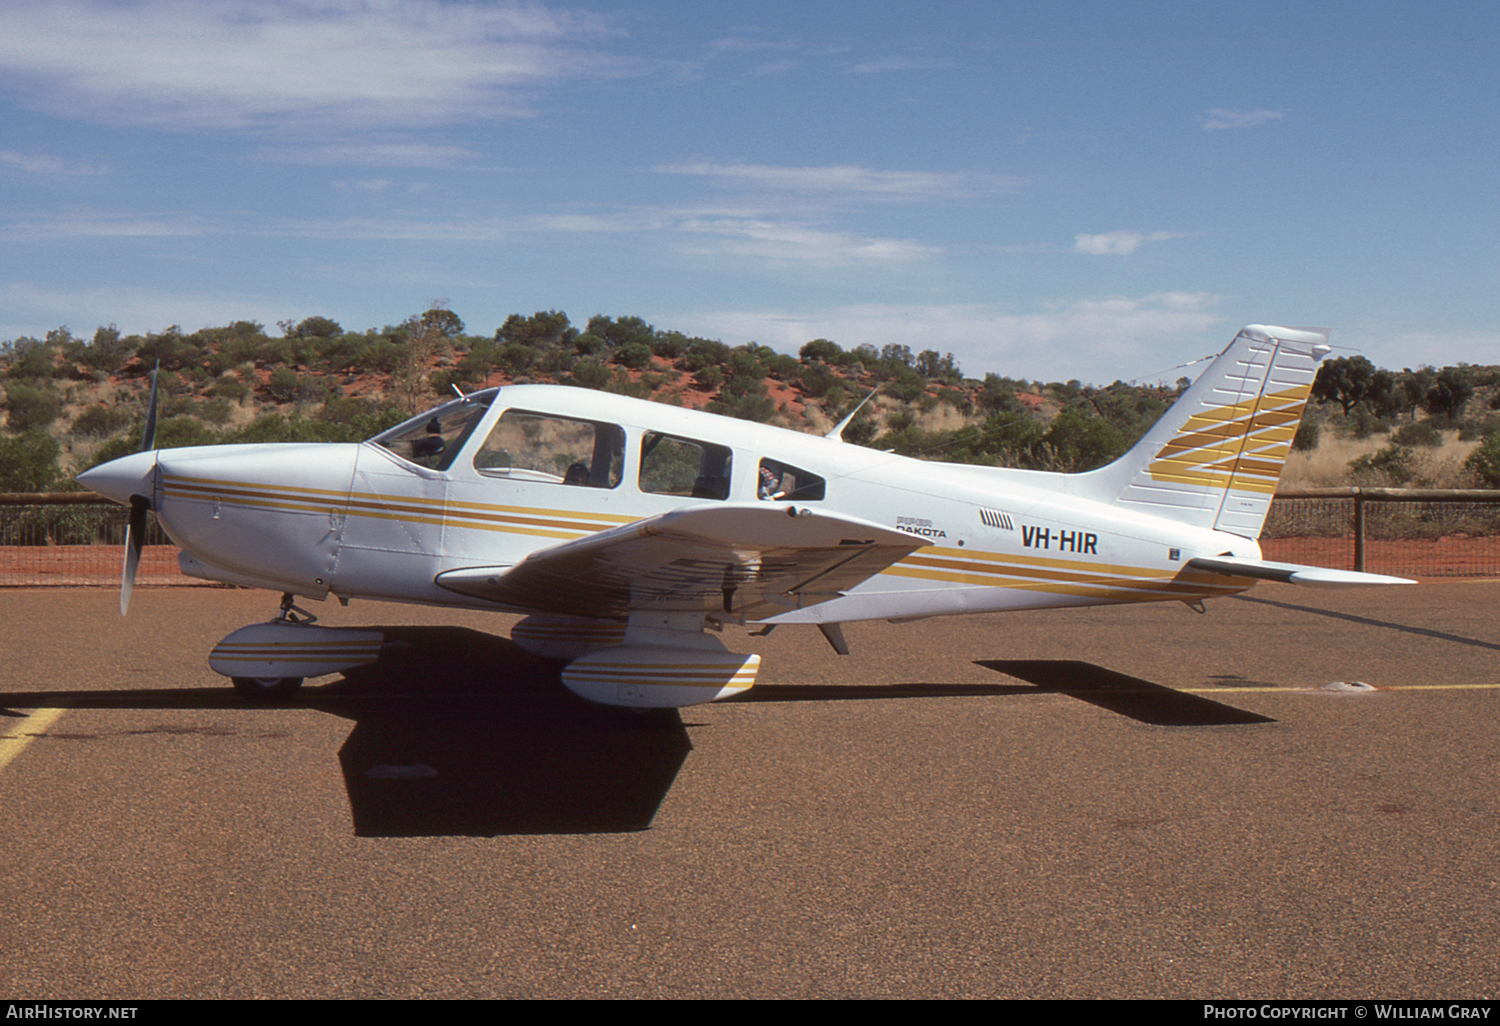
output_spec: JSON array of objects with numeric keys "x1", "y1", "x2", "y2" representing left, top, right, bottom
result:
[
  {"x1": 120, "y1": 495, "x2": 149, "y2": 616},
  {"x1": 119, "y1": 364, "x2": 160, "y2": 615},
  {"x1": 139, "y1": 362, "x2": 160, "y2": 453}
]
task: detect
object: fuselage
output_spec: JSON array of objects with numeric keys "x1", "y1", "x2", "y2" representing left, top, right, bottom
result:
[{"x1": 79, "y1": 383, "x2": 1262, "y2": 625}]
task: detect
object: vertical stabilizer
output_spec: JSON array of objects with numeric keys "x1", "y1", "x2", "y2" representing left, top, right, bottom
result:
[{"x1": 1081, "y1": 325, "x2": 1330, "y2": 538}]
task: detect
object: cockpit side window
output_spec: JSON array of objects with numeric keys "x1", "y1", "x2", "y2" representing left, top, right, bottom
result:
[
  {"x1": 474, "y1": 409, "x2": 624, "y2": 488},
  {"x1": 757, "y1": 458, "x2": 826, "y2": 501},
  {"x1": 639, "y1": 432, "x2": 732, "y2": 500},
  {"x1": 371, "y1": 393, "x2": 493, "y2": 471}
]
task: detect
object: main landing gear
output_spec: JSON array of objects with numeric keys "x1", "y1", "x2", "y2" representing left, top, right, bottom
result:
[{"x1": 227, "y1": 593, "x2": 311, "y2": 702}]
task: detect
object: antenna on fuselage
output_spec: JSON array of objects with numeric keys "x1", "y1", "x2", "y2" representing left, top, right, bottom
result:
[{"x1": 824, "y1": 390, "x2": 878, "y2": 442}]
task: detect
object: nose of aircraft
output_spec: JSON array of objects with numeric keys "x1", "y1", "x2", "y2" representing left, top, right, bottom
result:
[{"x1": 76, "y1": 450, "x2": 158, "y2": 506}]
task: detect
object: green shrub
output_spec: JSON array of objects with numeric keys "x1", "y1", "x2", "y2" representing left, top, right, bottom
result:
[
  {"x1": 1392, "y1": 421, "x2": 1442, "y2": 448},
  {"x1": 210, "y1": 374, "x2": 250, "y2": 403},
  {"x1": 199, "y1": 397, "x2": 234, "y2": 425},
  {"x1": 4, "y1": 381, "x2": 63, "y2": 432},
  {"x1": 1350, "y1": 443, "x2": 1417, "y2": 485},
  {"x1": 568, "y1": 359, "x2": 611, "y2": 390},
  {"x1": 0, "y1": 431, "x2": 61, "y2": 491},
  {"x1": 613, "y1": 341, "x2": 654, "y2": 370},
  {"x1": 1465, "y1": 433, "x2": 1500, "y2": 488}
]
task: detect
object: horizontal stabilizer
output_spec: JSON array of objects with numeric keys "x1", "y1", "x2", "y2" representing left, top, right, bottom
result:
[{"x1": 1186, "y1": 556, "x2": 1414, "y2": 588}]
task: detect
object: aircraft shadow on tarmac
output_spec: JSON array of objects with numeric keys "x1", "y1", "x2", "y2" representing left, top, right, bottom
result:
[
  {"x1": 2, "y1": 631, "x2": 1266, "y2": 837},
  {"x1": 2, "y1": 626, "x2": 694, "y2": 838},
  {"x1": 975, "y1": 659, "x2": 1275, "y2": 726},
  {"x1": 304, "y1": 626, "x2": 689, "y2": 838}
]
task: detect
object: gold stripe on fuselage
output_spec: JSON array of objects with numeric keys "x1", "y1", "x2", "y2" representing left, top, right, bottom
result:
[
  {"x1": 884, "y1": 545, "x2": 1248, "y2": 601},
  {"x1": 163, "y1": 474, "x2": 636, "y2": 541}
]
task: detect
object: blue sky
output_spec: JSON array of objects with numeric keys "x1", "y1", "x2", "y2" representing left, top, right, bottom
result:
[{"x1": 1, "y1": 0, "x2": 1495, "y2": 384}]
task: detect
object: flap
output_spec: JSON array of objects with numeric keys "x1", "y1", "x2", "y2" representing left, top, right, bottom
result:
[{"x1": 434, "y1": 503, "x2": 924, "y2": 621}]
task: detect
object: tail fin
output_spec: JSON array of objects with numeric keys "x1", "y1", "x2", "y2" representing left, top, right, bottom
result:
[{"x1": 1080, "y1": 325, "x2": 1330, "y2": 538}]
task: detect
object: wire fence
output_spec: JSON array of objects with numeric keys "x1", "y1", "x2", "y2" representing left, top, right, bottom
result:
[
  {"x1": 3, "y1": 488, "x2": 1499, "y2": 588},
  {"x1": 1261, "y1": 488, "x2": 1500, "y2": 578},
  {"x1": 0, "y1": 494, "x2": 189, "y2": 588}
]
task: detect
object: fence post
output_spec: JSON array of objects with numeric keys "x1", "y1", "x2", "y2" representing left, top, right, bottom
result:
[{"x1": 1353, "y1": 489, "x2": 1365, "y2": 573}]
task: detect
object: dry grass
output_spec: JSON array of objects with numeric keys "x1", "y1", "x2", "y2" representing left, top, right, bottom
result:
[{"x1": 1281, "y1": 433, "x2": 1481, "y2": 489}]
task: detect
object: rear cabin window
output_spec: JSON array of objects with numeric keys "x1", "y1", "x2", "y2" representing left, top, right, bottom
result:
[
  {"x1": 639, "y1": 432, "x2": 733, "y2": 500},
  {"x1": 757, "y1": 458, "x2": 825, "y2": 501},
  {"x1": 474, "y1": 410, "x2": 624, "y2": 488}
]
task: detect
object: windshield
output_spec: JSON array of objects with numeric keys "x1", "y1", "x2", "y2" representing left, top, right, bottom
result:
[{"x1": 370, "y1": 389, "x2": 496, "y2": 471}]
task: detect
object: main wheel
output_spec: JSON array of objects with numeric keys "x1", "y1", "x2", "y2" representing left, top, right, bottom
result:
[{"x1": 231, "y1": 676, "x2": 305, "y2": 701}]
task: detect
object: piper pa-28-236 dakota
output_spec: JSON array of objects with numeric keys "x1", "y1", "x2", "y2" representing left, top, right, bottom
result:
[{"x1": 79, "y1": 325, "x2": 1410, "y2": 708}]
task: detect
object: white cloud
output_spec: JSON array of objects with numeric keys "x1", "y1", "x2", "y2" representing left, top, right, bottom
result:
[
  {"x1": 845, "y1": 56, "x2": 948, "y2": 74},
  {"x1": 670, "y1": 292, "x2": 1227, "y2": 383},
  {"x1": 1199, "y1": 108, "x2": 1285, "y2": 131},
  {"x1": 0, "y1": 149, "x2": 106, "y2": 175},
  {"x1": 0, "y1": 0, "x2": 623, "y2": 132},
  {"x1": 676, "y1": 218, "x2": 939, "y2": 266},
  {"x1": 271, "y1": 142, "x2": 484, "y2": 168},
  {"x1": 0, "y1": 209, "x2": 209, "y2": 241},
  {"x1": 331, "y1": 179, "x2": 396, "y2": 194},
  {"x1": 1073, "y1": 230, "x2": 1180, "y2": 255},
  {"x1": 657, "y1": 161, "x2": 1021, "y2": 199},
  {"x1": 533, "y1": 205, "x2": 941, "y2": 266}
]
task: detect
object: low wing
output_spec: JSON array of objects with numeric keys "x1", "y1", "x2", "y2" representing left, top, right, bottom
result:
[
  {"x1": 1186, "y1": 555, "x2": 1414, "y2": 588},
  {"x1": 434, "y1": 503, "x2": 925, "y2": 621}
]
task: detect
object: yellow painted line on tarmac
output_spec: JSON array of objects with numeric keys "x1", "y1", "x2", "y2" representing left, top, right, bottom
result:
[
  {"x1": 1182, "y1": 682, "x2": 1500, "y2": 694},
  {"x1": 0, "y1": 708, "x2": 67, "y2": 773}
]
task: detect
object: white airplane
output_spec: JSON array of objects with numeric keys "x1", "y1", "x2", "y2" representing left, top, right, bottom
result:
[{"x1": 78, "y1": 325, "x2": 1410, "y2": 707}]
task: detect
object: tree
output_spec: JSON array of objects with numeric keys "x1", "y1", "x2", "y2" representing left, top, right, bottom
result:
[
  {"x1": 418, "y1": 307, "x2": 465, "y2": 339},
  {"x1": 79, "y1": 325, "x2": 135, "y2": 375},
  {"x1": 497, "y1": 310, "x2": 576, "y2": 349},
  {"x1": 287, "y1": 316, "x2": 343, "y2": 339},
  {"x1": 1396, "y1": 367, "x2": 1437, "y2": 419},
  {"x1": 5, "y1": 336, "x2": 56, "y2": 380},
  {"x1": 1424, "y1": 365, "x2": 1474, "y2": 421},
  {"x1": 977, "y1": 373, "x2": 1021, "y2": 414},
  {"x1": 799, "y1": 338, "x2": 843, "y2": 363},
  {"x1": 1040, "y1": 410, "x2": 1126, "y2": 472},
  {"x1": 880, "y1": 343, "x2": 913, "y2": 369},
  {"x1": 915, "y1": 349, "x2": 960, "y2": 381},
  {"x1": 586, "y1": 315, "x2": 654, "y2": 350},
  {"x1": 1311, "y1": 355, "x2": 1383, "y2": 415}
]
